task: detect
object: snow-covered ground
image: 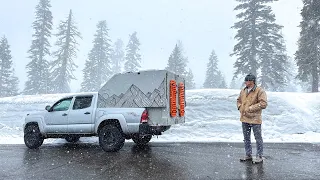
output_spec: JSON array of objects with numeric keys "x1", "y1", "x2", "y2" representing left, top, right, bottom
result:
[{"x1": 1, "y1": 89, "x2": 320, "y2": 145}]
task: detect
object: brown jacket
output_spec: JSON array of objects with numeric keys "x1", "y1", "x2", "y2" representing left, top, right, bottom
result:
[{"x1": 237, "y1": 85, "x2": 267, "y2": 124}]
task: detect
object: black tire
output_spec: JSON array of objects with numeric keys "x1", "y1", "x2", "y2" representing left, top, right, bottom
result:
[
  {"x1": 132, "y1": 134, "x2": 152, "y2": 145},
  {"x1": 65, "y1": 135, "x2": 80, "y2": 143},
  {"x1": 24, "y1": 124, "x2": 44, "y2": 149},
  {"x1": 99, "y1": 124, "x2": 125, "y2": 152}
]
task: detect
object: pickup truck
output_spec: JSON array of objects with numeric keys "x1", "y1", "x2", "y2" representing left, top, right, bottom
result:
[{"x1": 23, "y1": 70, "x2": 186, "y2": 152}]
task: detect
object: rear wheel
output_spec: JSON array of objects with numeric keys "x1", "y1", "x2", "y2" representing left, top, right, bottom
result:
[
  {"x1": 65, "y1": 135, "x2": 80, "y2": 143},
  {"x1": 99, "y1": 124, "x2": 125, "y2": 152},
  {"x1": 24, "y1": 124, "x2": 44, "y2": 149},
  {"x1": 132, "y1": 134, "x2": 152, "y2": 145}
]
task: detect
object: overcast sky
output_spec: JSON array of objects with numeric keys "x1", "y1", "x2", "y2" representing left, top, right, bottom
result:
[{"x1": 0, "y1": 0, "x2": 303, "y2": 92}]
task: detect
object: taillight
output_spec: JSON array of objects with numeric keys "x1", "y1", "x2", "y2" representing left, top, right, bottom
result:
[{"x1": 141, "y1": 110, "x2": 148, "y2": 123}]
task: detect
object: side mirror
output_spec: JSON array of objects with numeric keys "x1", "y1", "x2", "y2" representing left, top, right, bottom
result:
[{"x1": 45, "y1": 105, "x2": 51, "y2": 111}]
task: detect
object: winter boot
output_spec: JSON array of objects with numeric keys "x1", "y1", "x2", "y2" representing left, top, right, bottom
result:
[
  {"x1": 240, "y1": 155, "x2": 252, "y2": 162},
  {"x1": 252, "y1": 156, "x2": 263, "y2": 164}
]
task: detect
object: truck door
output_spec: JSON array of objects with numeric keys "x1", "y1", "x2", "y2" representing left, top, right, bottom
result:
[
  {"x1": 45, "y1": 98, "x2": 72, "y2": 133},
  {"x1": 67, "y1": 95, "x2": 94, "y2": 133}
]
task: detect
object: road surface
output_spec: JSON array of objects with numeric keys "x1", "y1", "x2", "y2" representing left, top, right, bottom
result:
[{"x1": 0, "y1": 142, "x2": 319, "y2": 179}]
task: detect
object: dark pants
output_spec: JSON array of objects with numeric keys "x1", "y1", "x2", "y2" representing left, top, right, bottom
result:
[{"x1": 242, "y1": 122, "x2": 263, "y2": 157}]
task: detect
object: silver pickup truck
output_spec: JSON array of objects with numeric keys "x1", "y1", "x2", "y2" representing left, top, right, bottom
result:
[{"x1": 23, "y1": 70, "x2": 186, "y2": 152}]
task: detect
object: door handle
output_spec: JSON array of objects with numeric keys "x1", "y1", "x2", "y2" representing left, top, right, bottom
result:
[
  {"x1": 84, "y1": 112, "x2": 90, "y2": 115},
  {"x1": 62, "y1": 113, "x2": 68, "y2": 116}
]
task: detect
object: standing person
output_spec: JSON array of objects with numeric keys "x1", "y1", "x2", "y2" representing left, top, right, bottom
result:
[{"x1": 237, "y1": 73, "x2": 267, "y2": 163}]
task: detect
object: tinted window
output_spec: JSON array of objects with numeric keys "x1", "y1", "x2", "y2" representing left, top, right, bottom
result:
[
  {"x1": 52, "y1": 98, "x2": 72, "y2": 111},
  {"x1": 73, "y1": 96, "x2": 93, "y2": 110}
]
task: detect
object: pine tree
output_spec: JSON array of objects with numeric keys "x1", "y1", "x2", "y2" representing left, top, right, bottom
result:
[
  {"x1": 231, "y1": 0, "x2": 260, "y2": 77},
  {"x1": 260, "y1": 32, "x2": 289, "y2": 91},
  {"x1": 166, "y1": 42, "x2": 192, "y2": 89},
  {"x1": 165, "y1": 44, "x2": 187, "y2": 75},
  {"x1": 231, "y1": 0, "x2": 289, "y2": 91},
  {"x1": 124, "y1": 32, "x2": 141, "y2": 72},
  {"x1": 229, "y1": 78, "x2": 237, "y2": 89},
  {"x1": 111, "y1": 39, "x2": 125, "y2": 74},
  {"x1": 8, "y1": 69, "x2": 19, "y2": 96},
  {"x1": 185, "y1": 68, "x2": 196, "y2": 89},
  {"x1": 81, "y1": 20, "x2": 112, "y2": 92},
  {"x1": 295, "y1": 0, "x2": 320, "y2": 92},
  {"x1": 0, "y1": 36, "x2": 19, "y2": 97},
  {"x1": 281, "y1": 57, "x2": 298, "y2": 92},
  {"x1": 229, "y1": 77, "x2": 244, "y2": 89},
  {"x1": 24, "y1": 0, "x2": 52, "y2": 95},
  {"x1": 50, "y1": 9, "x2": 81, "y2": 93},
  {"x1": 203, "y1": 50, "x2": 225, "y2": 88},
  {"x1": 177, "y1": 40, "x2": 189, "y2": 65},
  {"x1": 218, "y1": 72, "x2": 228, "y2": 89}
]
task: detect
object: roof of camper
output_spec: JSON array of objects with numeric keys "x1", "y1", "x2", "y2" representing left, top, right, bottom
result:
[{"x1": 120, "y1": 69, "x2": 172, "y2": 74}]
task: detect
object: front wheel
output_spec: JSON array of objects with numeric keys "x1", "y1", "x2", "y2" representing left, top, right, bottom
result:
[
  {"x1": 132, "y1": 134, "x2": 152, "y2": 145},
  {"x1": 99, "y1": 124, "x2": 125, "y2": 152},
  {"x1": 24, "y1": 124, "x2": 44, "y2": 149}
]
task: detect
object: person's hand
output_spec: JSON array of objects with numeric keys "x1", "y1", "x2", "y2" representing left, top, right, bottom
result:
[
  {"x1": 243, "y1": 107, "x2": 251, "y2": 114},
  {"x1": 247, "y1": 106, "x2": 252, "y2": 113}
]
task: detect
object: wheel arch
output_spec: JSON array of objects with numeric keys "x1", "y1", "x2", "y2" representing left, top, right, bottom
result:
[
  {"x1": 97, "y1": 119, "x2": 123, "y2": 135},
  {"x1": 24, "y1": 122, "x2": 41, "y2": 132},
  {"x1": 24, "y1": 116, "x2": 45, "y2": 133},
  {"x1": 95, "y1": 114, "x2": 128, "y2": 134}
]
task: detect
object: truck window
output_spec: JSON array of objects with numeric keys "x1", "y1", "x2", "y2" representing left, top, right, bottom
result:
[
  {"x1": 52, "y1": 98, "x2": 72, "y2": 111},
  {"x1": 73, "y1": 96, "x2": 93, "y2": 110}
]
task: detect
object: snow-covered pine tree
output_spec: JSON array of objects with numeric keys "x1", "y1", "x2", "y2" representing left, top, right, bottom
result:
[
  {"x1": 280, "y1": 56, "x2": 298, "y2": 92},
  {"x1": 185, "y1": 68, "x2": 196, "y2": 89},
  {"x1": 111, "y1": 39, "x2": 125, "y2": 75},
  {"x1": 166, "y1": 42, "x2": 193, "y2": 89},
  {"x1": 218, "y1": 71, "x2": 227, "y2": 89},
  {"x1": 0, "y1": 36, "x2": 19, "y2": 97},
  {"x1": 81, "y1": 20, "x2": 112, "y2": 92},
  {"x1": 229, "y1": 76, "x2": 244, "y2": 89},
  {"x1": 295, "y1": 0, "x2": 320, "y2": 92},
  {"x1": 50, "y1": 9, "x2": 81, "y2": 93},
  {"x1": 165, "y1": 44, "x2": 187, "y2": 75},
  {"x1": 232, "y1": 0, "x2": 289, "y2": 91},
  {"x1": 203, "y1": 49, "x2": 225, "y2": 88},
  {"x1": 124, "y1": 32, "x2": 141, "y2": 72},
  {"x1": 24, "y1": 0, "x2": 52, "y2": 95},
  {"x1": 260, "y1": 31, "x2": 289, "y2": 91},
  {"x1": 8, "y1": 68, "x2": 19, "y2": 96},
  {"x1": 231, "y1": 0, "x2": 260, "y2": 78}
]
